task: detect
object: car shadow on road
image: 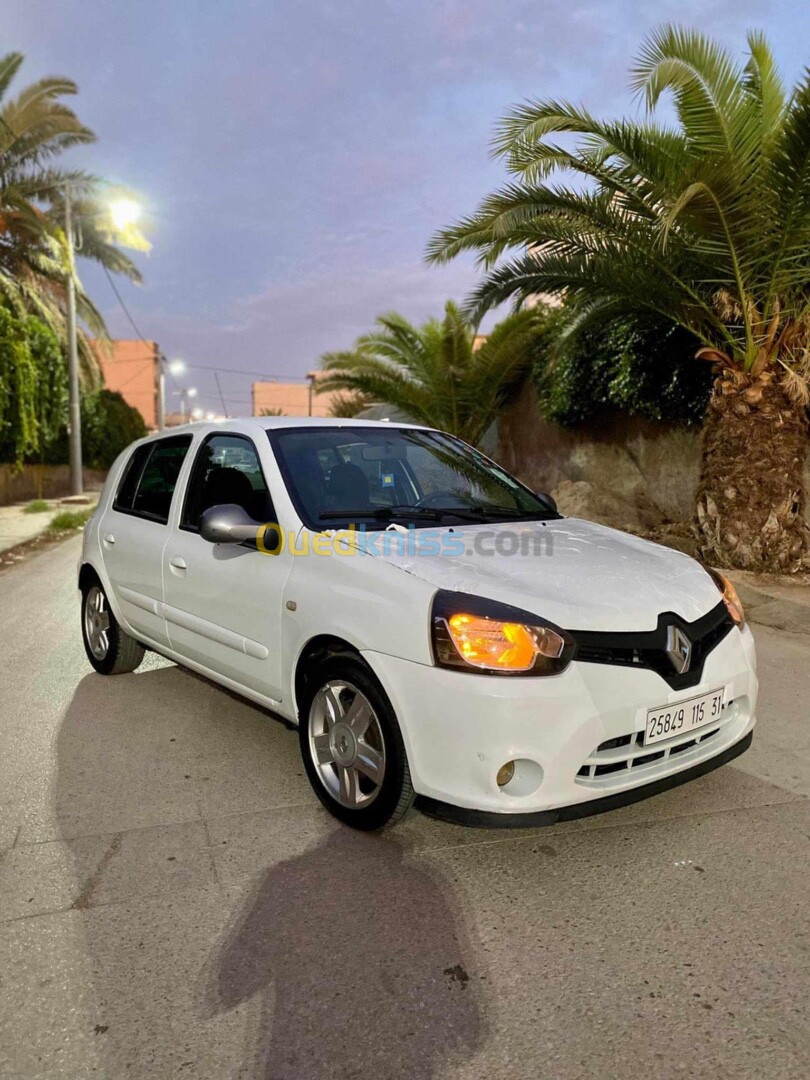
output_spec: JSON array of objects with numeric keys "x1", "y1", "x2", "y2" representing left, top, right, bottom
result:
[
  {"x1": 205, "y1": 827, "x2": 486, "y2": 1080},
  {"x1": 55, "y1": 666, "x2": 486, "y2": 1078}
]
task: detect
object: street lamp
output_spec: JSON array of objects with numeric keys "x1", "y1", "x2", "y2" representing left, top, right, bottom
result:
[
  {"x1": 109, "y1": 197, "x2": 141, "y2": 233},
  {"x1": 179, "y1": 386, "x2": 197, "y2": 421},
  {"x1": 157, "y1": 357, "x2": 186, "y2": 431},
  {"x1": 64, "y1": 185, "x2": 144, "y2": 494},
  {"x1": 64, "y1": 185, "x2": 82, "y2": 496}
]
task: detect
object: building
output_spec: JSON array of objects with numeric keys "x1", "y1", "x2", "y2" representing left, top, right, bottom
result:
[
  {"x1": 92, "y1": 339, "x2": 160, "y2": 429},
  {"x1": 252, "y1": 373, "x2": 341, "y2": 417}
]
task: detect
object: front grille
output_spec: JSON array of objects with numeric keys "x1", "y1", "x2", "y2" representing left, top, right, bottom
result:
[
  {"x1": 576, "y1": 720, "x2": 726, "y2": 781},
  {"x1": 569, "y1": 601, "x2": 734, "y2": 690}
]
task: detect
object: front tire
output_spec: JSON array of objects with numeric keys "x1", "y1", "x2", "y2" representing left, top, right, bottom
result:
[
  {"x1": 298, "y1": 654, "x2": 415, "y2": 830},
  {"x1": 81, "y1": 580, "x2": 145, "y2": 675}
]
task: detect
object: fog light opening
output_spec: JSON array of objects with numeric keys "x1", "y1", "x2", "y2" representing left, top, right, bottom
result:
[
  {"x1": 496, "y1": 758, "x2": 544, "y2": 797},
  {"x1": 496, "y1": 761, "x2": 516, "y2": 787}
]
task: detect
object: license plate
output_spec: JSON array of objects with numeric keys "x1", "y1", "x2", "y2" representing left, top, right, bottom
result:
[{"x1": 645, "y1": 688, "x2": 725, "y2": 746}]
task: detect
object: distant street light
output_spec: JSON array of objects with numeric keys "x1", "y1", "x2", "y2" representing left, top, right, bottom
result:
[
  {"x1": 178, "y1": 386, "x2": 198, "y2": 421},
  {"x1": 191, "y1": 406, "x2": 204, "y2": 421},
  {"x1": 157, "y1": 357, "x2": 187, "y2": 431}
]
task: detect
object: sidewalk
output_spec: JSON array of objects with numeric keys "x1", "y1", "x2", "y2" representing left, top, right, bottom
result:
[
  {"x1": 0, "y1": 497, "x2": 97, "y2": 555},
  {"x1": 728, "y1": 570, "x2": 810, "y2": 635}
]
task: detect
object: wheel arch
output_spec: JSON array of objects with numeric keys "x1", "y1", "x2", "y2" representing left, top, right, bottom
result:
[
  {"x1": 292, "y1": 634, "x2": 367, "y2": 719},
  {"x1": 78, "y1": 561, "x2": 101, "y2": 593}
]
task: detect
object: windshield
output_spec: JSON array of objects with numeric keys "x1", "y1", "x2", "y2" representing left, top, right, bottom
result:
[{"x1": 267, "y1": 426, "x2": 558, "y2": 530}]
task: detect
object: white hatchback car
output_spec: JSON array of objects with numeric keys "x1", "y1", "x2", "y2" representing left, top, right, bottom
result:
[{"x1": 79, "y1": 418, "x2": 757, "y2": 829}]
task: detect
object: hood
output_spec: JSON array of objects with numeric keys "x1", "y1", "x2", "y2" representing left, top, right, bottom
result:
[{"x1": 366, "y1": 517, "x2": 720, "y2": 632}]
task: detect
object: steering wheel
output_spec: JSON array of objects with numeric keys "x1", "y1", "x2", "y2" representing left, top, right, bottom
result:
[{"x1": 414, "y1": 490, "x2": 468, "y2": 509}]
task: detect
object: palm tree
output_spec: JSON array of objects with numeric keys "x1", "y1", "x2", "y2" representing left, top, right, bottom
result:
[
  {"x1": 0, "y1": 52, "x2": 141, "y2": 382},
  {"x1": 327, "y1": 392, "x2": 372, "y2": 418},
  {"x1": 428, "y1": 26, "x2": 810, "y2": 572},
  {"x1": 317, "y1": 302, "x2": 543, "y2": 446}
]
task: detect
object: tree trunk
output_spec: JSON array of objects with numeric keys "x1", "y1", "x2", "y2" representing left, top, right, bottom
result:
[{"x1": 694, "y1": 367, "x2": 809, "y2": 572}]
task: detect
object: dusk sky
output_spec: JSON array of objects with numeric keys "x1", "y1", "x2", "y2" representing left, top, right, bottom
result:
[{"x1": 8, "y1": 1, "x2": 810, "y2": 416}]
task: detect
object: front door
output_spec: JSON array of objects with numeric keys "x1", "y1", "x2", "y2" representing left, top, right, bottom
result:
[
  {"x1": 162, "y1": 431, "x2": 292, "y2": 703},
  {"x1": 99, "y1": 434, "x2": 193, "y2": 648}
]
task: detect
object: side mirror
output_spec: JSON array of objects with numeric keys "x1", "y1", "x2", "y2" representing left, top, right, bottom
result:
[
  {"x1": 535, "y1": 492, "x2": 558, "y2": 514},
  {"x1": 199, "y1": 503, "x2": 263, "y2": 544}
]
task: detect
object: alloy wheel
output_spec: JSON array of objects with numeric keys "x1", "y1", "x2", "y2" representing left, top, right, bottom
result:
[
  {"x1": 308, "y1": 680, "x2": 386, "y2": 808},
  {"x1": 84, "y1": 585, "x2": 111, "y2": 661}
]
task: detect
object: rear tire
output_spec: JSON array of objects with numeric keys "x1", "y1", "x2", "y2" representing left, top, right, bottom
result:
[
  {"x1": 81, "y1": 579, "x2": 145, "y2": 675},
  {"x1": 298, "y1": 654, "x2": 415, "y2": 830}
]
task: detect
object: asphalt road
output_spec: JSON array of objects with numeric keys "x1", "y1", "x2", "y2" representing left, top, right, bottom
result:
[{"x1": 1, "y1": 536, "x2": 809, "y2": 1079}]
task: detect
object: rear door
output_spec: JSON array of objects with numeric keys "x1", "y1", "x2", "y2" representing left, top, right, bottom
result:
[
  {"x1": 161, "y1": 431, "x2": 292, "y2": 701},
  {"x1": 98, "y1": 434, "x2": 194, "y2": 647}
]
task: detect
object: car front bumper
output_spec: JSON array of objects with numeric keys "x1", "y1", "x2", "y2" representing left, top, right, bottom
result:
[{"x1": 363, "y1": 623, "x2": 757, "y2": 820}]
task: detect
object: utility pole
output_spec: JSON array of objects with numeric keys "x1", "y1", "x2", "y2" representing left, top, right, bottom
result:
[
  {"x1": 157, "y1": 352, "x2": 166, "y2": 431},
  {"x1": 307, "y1": 371, "x2": 316, "y2": 416},
  {"x1": 64, "y1": 183, "x2": 83, "y2": 496},
  {"x1": 214, "y1": 371, "x2": 229, "y2": 418}
]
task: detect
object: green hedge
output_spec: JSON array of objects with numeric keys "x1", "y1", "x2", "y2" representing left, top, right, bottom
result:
[
  {"x1": 42, "y1": 389, "x2": 147, "y2": 470},
  {"x1": 534, "y1": 316, "x2": 713, "y2": 427},
  {"x1": 0, "y1": 298, "x2": 147, "y2": 469}
]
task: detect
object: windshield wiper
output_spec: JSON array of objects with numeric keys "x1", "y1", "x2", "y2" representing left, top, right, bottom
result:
[
  {"x1": 427, "y1": 505, "x2": 558, "y2": 522},
  {"x1": 318, "y1": 506, "x2": 443, "y2": 521},
  {"x1": 319, "y1": 504, "x2": 558, "y2": 524},
  {"x1": 466, "y1": 504, "x2": 559, "y2": 519}
]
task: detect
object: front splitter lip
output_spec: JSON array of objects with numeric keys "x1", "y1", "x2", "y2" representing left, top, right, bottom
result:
[{"x1": 415, "y1": 730, "x2": 753, "y2": 829}]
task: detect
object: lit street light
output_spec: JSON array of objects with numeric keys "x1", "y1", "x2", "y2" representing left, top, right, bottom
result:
[
  {"x1": 157, "y1": 357, "x2": 187, "y2": 431},
  {"x1": 64, "y1": 185, "x2": 145, "y2": 494},
  {"x1": 109, "y1": 197, "x2": 142, "y2": 232},
  {"x1": 178, "y1": 386, "x2": 198, "y2": 421}
]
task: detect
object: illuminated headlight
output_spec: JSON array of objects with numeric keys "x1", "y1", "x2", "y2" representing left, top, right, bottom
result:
[
  {"x1": 708, "y1": 569, "x2": 746, "y2": 627},
  {"x1": 431, "y1": 590, "x2": 573, "y2": 676}
]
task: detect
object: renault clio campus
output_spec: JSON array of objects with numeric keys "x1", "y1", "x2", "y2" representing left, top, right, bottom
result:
[{"x1": 78, "y1": 418, "x2": 757, "y2": 830}]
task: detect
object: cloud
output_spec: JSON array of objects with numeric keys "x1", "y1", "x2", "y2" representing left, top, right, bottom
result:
[{"x1": 5, "y1": 0, "x2": 794, "y2": 420}]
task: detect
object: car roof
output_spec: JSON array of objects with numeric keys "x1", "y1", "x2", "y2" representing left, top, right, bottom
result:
[{"x1": 136, "y1": 415, "x2": 429, "y2": 444}]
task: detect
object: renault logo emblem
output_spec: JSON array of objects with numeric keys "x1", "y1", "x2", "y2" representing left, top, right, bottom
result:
[{"x1": 666, "y1": 625, "x2": 692, "y2": 674}]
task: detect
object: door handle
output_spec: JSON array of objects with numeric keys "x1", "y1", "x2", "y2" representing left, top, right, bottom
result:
[
  {"x1": 169, "y1": 556, "x2": 187, "y2": 571},
  {"x1": 103, "y1": 533, "x2": 115, "y2": 545}
]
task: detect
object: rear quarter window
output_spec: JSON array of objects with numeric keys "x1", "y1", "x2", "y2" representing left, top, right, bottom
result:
[
  {"x1": 113, "y1": 443, "x2": 152, "y2": 513},
  {"x1": 113, "y1": 436, "x2": 193, "y2": 524}
]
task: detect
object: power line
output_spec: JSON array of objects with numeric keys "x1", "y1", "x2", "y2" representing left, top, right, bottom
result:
[
  {"x1": 101, "y1": 267, "x2": 311, "y2": 413},
  {"x1": 102, "y1": 265, "x2": 153, "y2": 343},
  {"x1": 99, "y1": 356, "x2": 309, "y2": 381}
]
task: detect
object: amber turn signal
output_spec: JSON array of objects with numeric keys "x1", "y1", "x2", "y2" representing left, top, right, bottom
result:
[
  {"x1": 710, "y1": 570, "x2": 746, "y2": 627},
  {"x1": 446, "y1": 613, "x2": 566, "y2": 672}
]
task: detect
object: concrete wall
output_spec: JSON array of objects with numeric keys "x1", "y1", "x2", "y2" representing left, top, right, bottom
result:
[
  {"x1": 0, "y1": 465, "x2": 107, "y2": 507},
  {"x1": 252, "y1": 378, "x2": 341, "y2": 417},
  {"x1": 499, "y1": 381, "x2": 810, "y2": 530},
  {"x1": 498, "y1": 381, "x2": 702, "y2": 529}
]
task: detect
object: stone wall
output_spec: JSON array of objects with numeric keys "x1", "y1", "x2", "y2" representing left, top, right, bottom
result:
[
  {"x1": 498, "y1": 381, "x2": 703, "y2": 531},
  {"x1": 0, "y1": 465, "x2": 107, "y2": 506},
  {"x1": 499, "y1": 381, "x2": 810, "y2": 531}
]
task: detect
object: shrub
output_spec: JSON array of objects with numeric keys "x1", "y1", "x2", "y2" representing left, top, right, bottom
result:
[
  {"x1": 47, "y1": 507, "x2": 93, "y2": 534},
  {"x1": 42, "y1": 389, "x2": 147, "y2": 469},
  {"x1": 24, "y1": 499, "x2": 50, "y2": 513},
  {"x1": 535, "y1": 316, "x2": 713, "y2": 428}
]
